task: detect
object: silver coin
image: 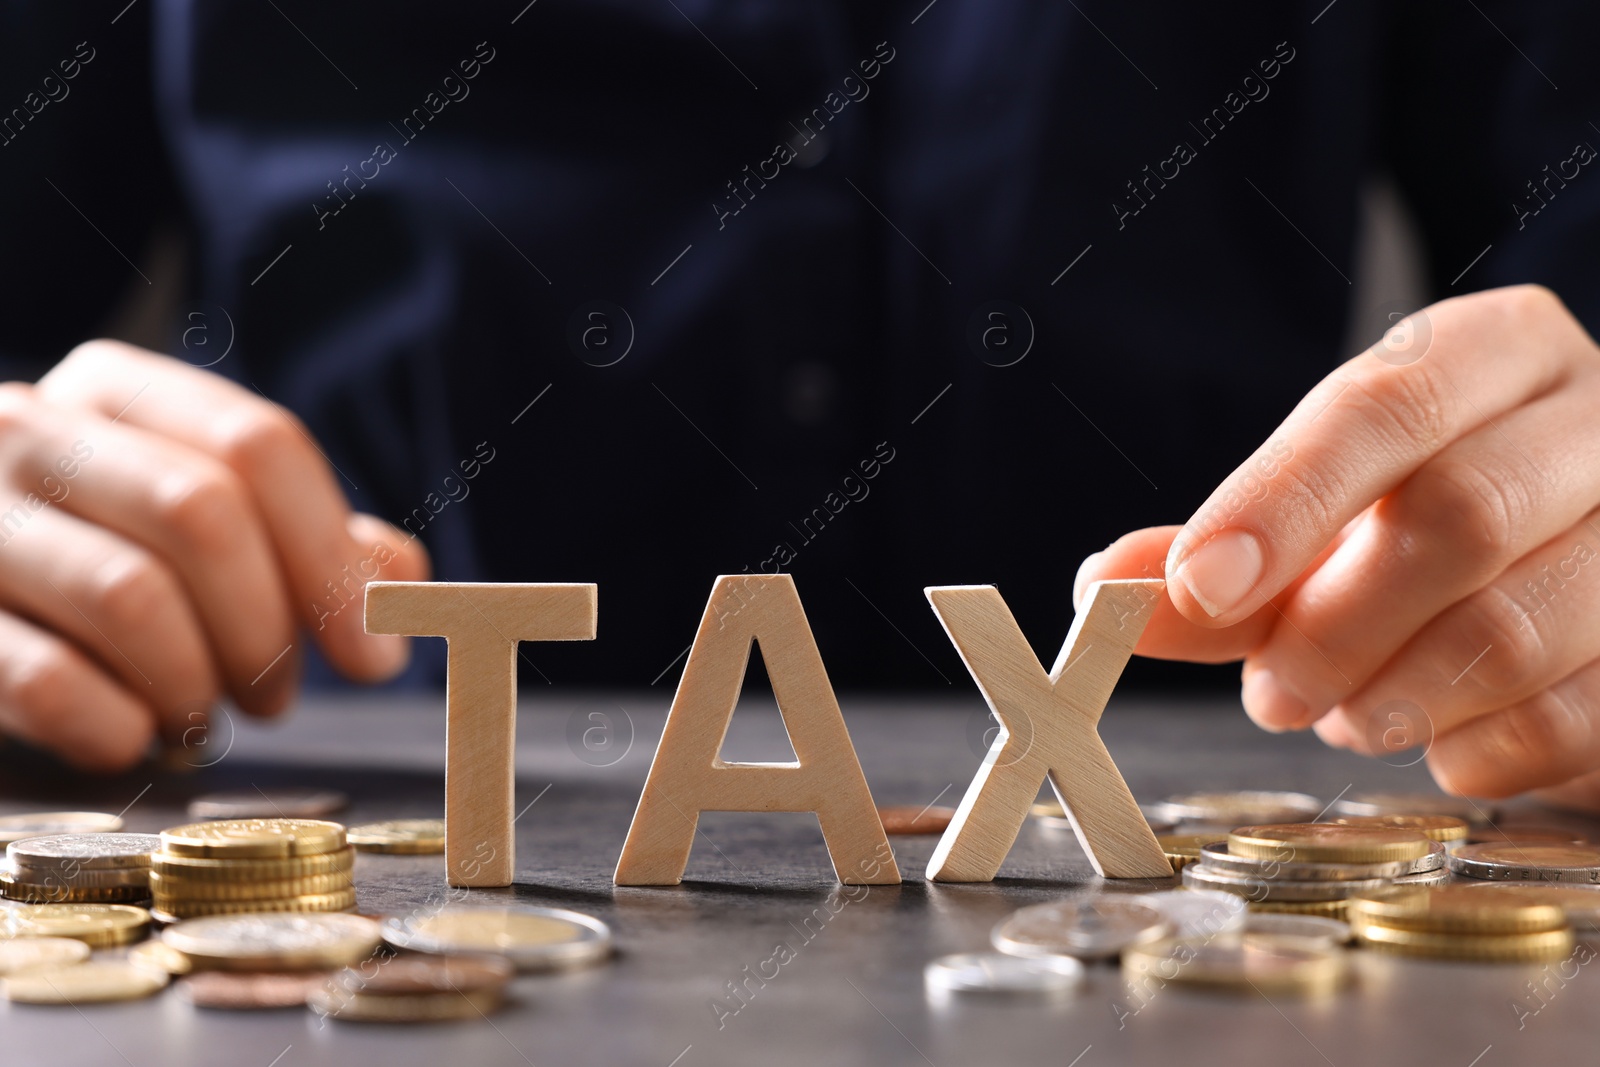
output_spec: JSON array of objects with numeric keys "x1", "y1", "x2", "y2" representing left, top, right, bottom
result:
[
  {"x1": 0, "y1": 812, "x2": 123, "y2": 846},
  {"x1": 1241, "y1": 913, "x2": 1352, "y2": 945},
  {"x1": 1138, "y1": 889, "x2": 1247, "y2": 939},
  {"x1": 1198, "y1": 842, "x2": 1411, "y2": 881},
  {"x1": 924, "y1": 952, "x2": 1084, "y2": 997},
  {"x1": 1331, "y1": 793, "x2": 1492, "y2": 824},
  {"x1": 1406, "y1": 840, "x2": 1448, "y2": 873},
  {"x1": 163, "y1": 913, "x2": 383, "y2": 969},
  {"x1": 187, "y1": 790, "x2": 348, "y2": 820},
  {"x1": 1182, "y1": 862, "x2": 1392, "y2": 902},
  {"x1": 1390, "y1": 865, "x2": 1451, "y2": 887},
  {"x1": 992, "y1": 898, "x2": 1168, "y2": 960},
  {"x1": 7, "y1": 833, "x2": 161, "y2": 872},
  {"x1": 1448, "y1": 843, "x2": 1600, "y2": 884},
  {"x1": 380, "y1": 906, "x2": 613, "y2": 972},
  {"x1": 1149, "y1": 791, "x2": 1324, "y2": 826}
]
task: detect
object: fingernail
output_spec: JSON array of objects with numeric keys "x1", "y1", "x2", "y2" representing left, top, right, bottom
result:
[
  {"x1": 1072, "y1": 551, "x2": 1106, "y2": 610},
  {"x1": 1241, "y1": 669, "x2": 1309, "y2": 732},
  {"x1": 364, "y1": 633, "x2": 410, "y2": 680},
  {"x1": 1172, "y1": 528, "x2": 1264, "y2": 617}
]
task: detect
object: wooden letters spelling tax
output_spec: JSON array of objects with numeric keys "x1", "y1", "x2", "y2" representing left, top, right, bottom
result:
[{"x1": 365, "y1": 575, "x2": 1164, "y2": 888}]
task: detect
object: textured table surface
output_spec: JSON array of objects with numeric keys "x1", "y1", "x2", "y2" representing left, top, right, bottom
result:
[{"x1": 0, "y1": 690, "x2": 1594, "y2": 1067}]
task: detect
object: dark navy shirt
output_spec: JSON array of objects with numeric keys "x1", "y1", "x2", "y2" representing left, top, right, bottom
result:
[{"x1": 2, "y1": 1, "x2": 1598, "y2": 691}]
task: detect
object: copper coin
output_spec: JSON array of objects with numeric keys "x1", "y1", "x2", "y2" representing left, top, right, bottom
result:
[
  {"x1": 877, "y1": 805, "x2": 955, "y2": 835},
  {"x1": 180, "y1": 970, "x2": 333, "y2": 1009},
  {"x1": 327, "y1": 954, "x2": 513, "y2": 997}
]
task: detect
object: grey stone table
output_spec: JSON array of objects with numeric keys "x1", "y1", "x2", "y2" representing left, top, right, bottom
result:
[{"x1": 1, "y1": 691, "x2": 1594, "y2": 1067}]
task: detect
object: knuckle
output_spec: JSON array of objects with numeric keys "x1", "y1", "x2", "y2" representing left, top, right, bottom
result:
[
  {"x1": 215, "y1": 406, "x2": 301, "y2": 476},
  {"x1": 1402, "y1": 457, "x2": 1526, "y2": 564},
  {"x1": 1454, "y1": 587, "x2": 1548, "y2": 695},
  {"x1": 1345, "y1": 368, "x2": 1453, "y2": 457},
  {"x1": 90, "y1": 553, "x2": 178, "y2": 634},
  {"x1": 152, "y1": 465, "x2": 251, "y2": 557}
]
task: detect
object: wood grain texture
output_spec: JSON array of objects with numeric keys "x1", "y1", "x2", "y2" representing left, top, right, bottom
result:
[
  {"x1": 924, "y1": 579, "x2": 1169, "y2": 881},
  {"x1": 365, "y1": 582, "x2": 598, "y2": 887},
  {"x1": 614, "y1": 574, "x2": 900, "y2": 886}
]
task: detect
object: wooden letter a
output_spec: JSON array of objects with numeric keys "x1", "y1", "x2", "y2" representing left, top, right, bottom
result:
[
  {"x1": 925, "y1": 579, "x2": 1170, "y2": 881},
  {"x1": 614, "y1": 575, "x2": 900, "y2": 886},
  {"x1": 365, "y1": 582, "x2": 598, "y2": 887}
]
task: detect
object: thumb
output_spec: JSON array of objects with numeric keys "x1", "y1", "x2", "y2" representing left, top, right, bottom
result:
[{"x1": 1074, "y1": 525, "x2": 1273, "y2": 664}]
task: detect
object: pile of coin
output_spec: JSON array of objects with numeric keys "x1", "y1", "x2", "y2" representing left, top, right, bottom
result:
[
  {"x1": 1, "y1": 834, "x2": 158, "y2": 905},
  {"x1": 1348, "y1": 885, "x2": 1575, "y2": 962},
  {"x1": 1180, "y1": 823, "x2": 1446, "y2": 915},
  {"x1": 149, "y1": 819, "x2": 356, "y2": 921},
  {"x1": 311, "y1": 955, "x2": 514, "y2": 1023}
]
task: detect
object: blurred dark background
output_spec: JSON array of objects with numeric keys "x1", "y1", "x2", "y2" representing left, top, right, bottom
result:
[{"x1": 2, "y1": 1, "x2": 1594, "y2": 697}]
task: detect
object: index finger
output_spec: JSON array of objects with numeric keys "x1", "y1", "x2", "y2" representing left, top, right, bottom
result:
[
  {"x1": 37, "y1": 341, "x2": 426, "y2": 680},
  {"x1": 1165, "y1": 286, "x2": 1583, "y2": 627}
]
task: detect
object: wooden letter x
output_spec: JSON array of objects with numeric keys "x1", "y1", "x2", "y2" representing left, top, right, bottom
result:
[
  {"x1": 924, "y1": 579, "x2": 1169, "y2": 881},
  {"x1": 365, "y1": 582, "x2": 598, "y2": 887},
  {"x1": 614, "y1": 574, "x2": 899, "y2": 886}
]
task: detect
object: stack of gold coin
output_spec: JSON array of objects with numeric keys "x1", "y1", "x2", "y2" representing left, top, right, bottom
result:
[
  {"x1": 1348, "y1": 885, "x2": 1574, "y2": 962},
  {"x1": 1180, "y1": 823, "x2": 1441, "y2": 916},
  {"x1": 1, "y1": 833, "x2": 159, "y2": 904},
  {"x1": 150, "y1": 819, "x2": 355, "y2": 921}
]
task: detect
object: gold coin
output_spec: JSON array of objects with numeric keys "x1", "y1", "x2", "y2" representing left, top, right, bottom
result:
[
  {"x1": 0, "y1": 872, "x2": 151, "y2": 905},
  {"x1": 381, "y1": 906, "x2": 613, "y2": 970},
  {"x1": 4, "y1": 903, "x2": 150, "y2": 948},
  {"x1": 1248, "y1": 899, "x2": 1350, "y2": 917},
  {"x1": 0, "y1": 812, "x2": 123, "y2": 846},
  {"x1": 0, "y1": 936, "x2": 90, "y2": 975},
  {"x1": 152, "y1": 887, "x2": 357, "y2": 918},
  {"x1": 125, "y1": 939, "x2": 193, "y2": 975},
  {"x1": 348, "y1": 819, "x2": 445, "y2": 855},
  {"x1": 1157, "y1": 834, "x2": 1216, "y2": 874},
  {"x1": 1230, "y1": 824, "x2": 1433, "y2": 864},
  {"x1": 1122, "y1": 934, "x2": 1346, "y2": 995},
  {"x1": 3, "y1": 961, "x2": 168, "y2": 1003},
  {"x1": 160, "y1": 819, "x2": 346, "y2": 860},
  {"x1": 1332, "y1": 814, "x2": 1469, "y2": 844},
  {"x1": 1356, "y1": 923, "x2": 1574, "y2": 962},
  {"x1": 163, "y1": 912, "x2": 382, "y2": 972},
  {"x1": 308, "y1": 984, "x2": 505, "y2": 1023},
  {"x1": 1348, "y1": 885, "x2": 1567, "y2": 935},
  {"x1": 151, "y1": 845, "x2": 356, "y2": 881},
  {"x1": 149, "y1": 869, "x2": 352, "y2": 901},
  {"x1": 1458, "y1": 882, "x2": 1600, "y2": 930}
]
